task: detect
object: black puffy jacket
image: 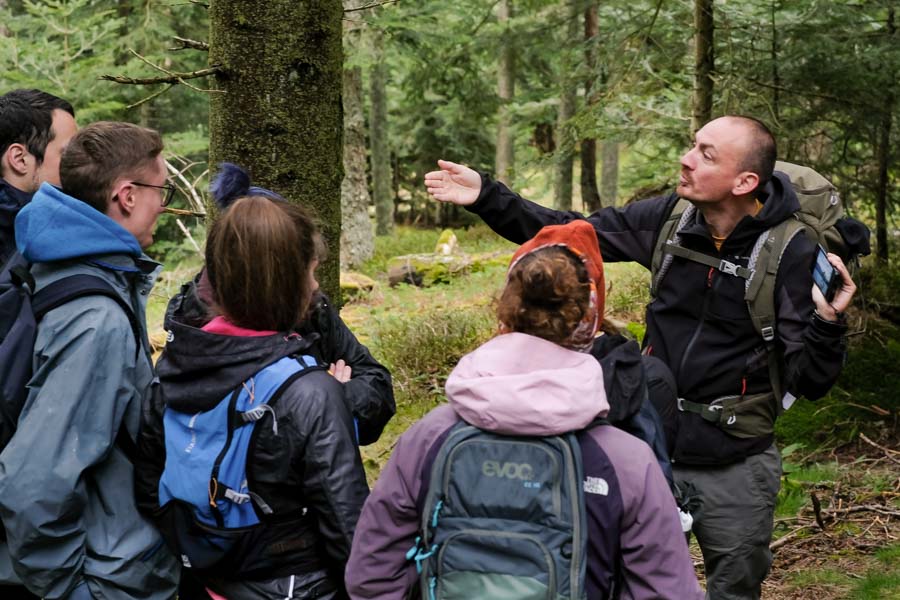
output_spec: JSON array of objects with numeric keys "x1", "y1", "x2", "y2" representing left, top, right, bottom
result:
[
  {"x1": 134, "y1": 317, "x2": 369, "y2": 595},
  {"x1": 469, "y1": 172, "x2": 848, "y2": 465},
  {"x1": 164, "y1": 271, "x2": 396, "y2": 445}
]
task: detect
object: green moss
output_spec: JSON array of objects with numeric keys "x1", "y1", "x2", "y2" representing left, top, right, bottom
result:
[
  {"x1": 853, "y1": 571, "x2": 900, "y2": 599},
  {"x1": 875, "y1": 544, "x2": 900, "y2": 565},
  {"x1": 788, "y1": 568, "x2": 852, "y2": 588}
]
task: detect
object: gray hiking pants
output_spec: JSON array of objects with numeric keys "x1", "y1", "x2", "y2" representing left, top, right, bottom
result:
[{"x1": 674, "y1": 444, "x2": 782, "y2": 600}]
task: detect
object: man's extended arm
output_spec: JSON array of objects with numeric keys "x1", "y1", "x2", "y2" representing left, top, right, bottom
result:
[{"x1": 426, "y1": 160, "x2": 675, "y2": 266}]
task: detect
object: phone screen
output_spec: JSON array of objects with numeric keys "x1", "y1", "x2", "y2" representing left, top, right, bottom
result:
[{"x1": 812, "y1": 246, "x2": 838, "y2": 301}]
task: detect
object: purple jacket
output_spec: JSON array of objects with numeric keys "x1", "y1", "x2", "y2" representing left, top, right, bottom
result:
[{"x1": 346, "y1": 333, "x2": 703, "y2": 599}]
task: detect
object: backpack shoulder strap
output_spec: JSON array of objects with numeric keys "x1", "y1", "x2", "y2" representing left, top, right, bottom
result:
[
  {"x1": 31, "y1": 274, "x2": 142, "y2": 361},
  {"x1": 29, "y1": 275, "x2": 145, "y2": 464},
  {"x1": 743, "y1": 217, "x2": 807, "y2": 405},
  {"x1": 232, "y1": 355, "x2": 325, "y2": 430},
  {"x1": 650, "y1": 199, "x2": 694, "y2": 298}
]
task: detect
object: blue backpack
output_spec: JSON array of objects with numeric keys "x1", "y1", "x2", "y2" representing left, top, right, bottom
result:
[
  {"x1": 157, "y1": 354, "x2": 322, "y2": 571},
  {"x1": 408, "y1": 422, "x2": 589, "y2": 600},
  {"x1": 0, "y1": 253, "x2": 141, "y2": 457}
]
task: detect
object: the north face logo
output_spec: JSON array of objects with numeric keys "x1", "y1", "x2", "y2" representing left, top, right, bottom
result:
[{"x1": 583, "y1": 476, "x2": 609, "y2": 496}]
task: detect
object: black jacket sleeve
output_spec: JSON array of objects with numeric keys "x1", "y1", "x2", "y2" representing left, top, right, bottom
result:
[
  {"x1": 134, "y1": 380, "x2": 167, "y2": 517},
  {"x1": 287, "y1": 372, "x2": 370, "y2": 570},
  {"x1": 305, "y1": 294, "x2": 395, "y2": 446},
  {"x1": 775, "y1": 234, "x2": 849, "y2": 400},
  {"x1": 469, "y1": 174, "x2": 677, "y2": 267}
]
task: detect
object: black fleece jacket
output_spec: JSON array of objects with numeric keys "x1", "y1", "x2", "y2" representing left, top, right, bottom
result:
[
  {"x1": 469, "y1": 172, "x2": 848, "y2": 465},
  {"x1": 0, "y1": 179, "x2": 32, "y2": 267},
  {"x1": 135, "y1": 317, "x2": 369, "y2": 587}
]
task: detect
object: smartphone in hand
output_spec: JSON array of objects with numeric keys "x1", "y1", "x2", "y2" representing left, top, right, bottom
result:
[{"x1": 812, "y1": 245, "x2": 839, "y2": 302}]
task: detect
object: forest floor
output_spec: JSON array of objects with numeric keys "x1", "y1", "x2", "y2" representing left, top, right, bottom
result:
[
  {"x1": 148, "y1": 224, "x2": 900, "y2": 599},
  {"x1": 727, "y1": 439, "x2": 900, "y2": 599}
]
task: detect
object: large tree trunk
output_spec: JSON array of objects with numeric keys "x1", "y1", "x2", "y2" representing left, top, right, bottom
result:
[
  {"x1": 600, "y1": 141, "x2": 619, "y2": 207},
  {"x1": 691, "y1": 0, "x2": 714, "y2": 133},
  {"x1": 876, "y1": 7, "x2": 895, "y2": 265},
  {"x1": 495, "y1": 0, "x2": 515, "y2": 186},
  {"x1": 554, "y1": 0, "x2": 580, "y2": 211},
  {"x1": 340, "y1": 0, "x2": 374, "y2": 269},
  {"x1": 580, "y1": 1, "x2": 600, "y2": 213},
  {"x1": 209, "y1": 0, "x2": 343, "y2": 302},
  {"x1": 370, "y1": 26, "x2": 393, "y2": 236}
]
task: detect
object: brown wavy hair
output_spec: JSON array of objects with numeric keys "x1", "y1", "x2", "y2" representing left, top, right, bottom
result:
[
  {"x1": 205, "y1": 196, "x2": 318, "y2": 331},
  {"x1": 497, "y1": 247, "x2": 591, "y2": 347}
]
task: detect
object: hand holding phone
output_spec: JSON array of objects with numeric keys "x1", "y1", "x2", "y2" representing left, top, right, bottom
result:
[
  {"x1": 811, "y1": 245, "x2": 839, "y2": 302},
  {"x1": 810, "y1": 247, "x2": 856, "y2": 321}
]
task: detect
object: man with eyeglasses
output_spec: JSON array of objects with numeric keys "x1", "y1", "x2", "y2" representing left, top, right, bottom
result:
[{"x1": 0, "y1": 121, "x2": 179, "y2": 599}]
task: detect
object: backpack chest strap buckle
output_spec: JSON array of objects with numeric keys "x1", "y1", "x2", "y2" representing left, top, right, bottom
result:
[{"x1": 718, "y1": 259, "x2": 753, "y2": 279}]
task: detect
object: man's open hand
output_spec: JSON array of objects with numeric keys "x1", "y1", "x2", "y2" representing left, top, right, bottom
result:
[{"x1": 424, "y1": 159, "x2": 482, "y2": 206}]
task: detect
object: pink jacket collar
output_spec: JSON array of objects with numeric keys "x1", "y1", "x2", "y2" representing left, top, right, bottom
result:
[{"x1": 446, "y1": 332, "x2": 608, "y2": 436}]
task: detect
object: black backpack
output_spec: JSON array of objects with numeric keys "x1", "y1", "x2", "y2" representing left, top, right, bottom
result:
[
  {"x1": 590, "y1": 333, "x2": 674, "y2": 489},
  {"x1": 0, "y1": 253, "x2": 141, "y2": 458}
]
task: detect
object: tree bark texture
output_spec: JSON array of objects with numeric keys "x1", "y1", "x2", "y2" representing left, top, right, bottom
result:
[
  {"x1": 554, "y1": 0, "x2": 580, "y2": 211},
  {"x1": 370, "y1": 27, "x2": 393, "y2": 236},
  {"x1": 208, "y1": 0, "x2": 343, "y2": 302},
  {"x1": 600, "y1": 140, "x2": 619, "y2": 207},
  {"x1": 495, "y1": 0, "x2": 515, "y2": 186},
  {"x1": 581, "y1": 139, "x2": 600, "y2": 212},
  {"x1": 691, "y1": 0, "x2": 714, "y2": 133},
  {"x1": 340, "y1": 2, "x2": 374, "y2": 269},
  {"x1": 876, "y1": 7, "x2": 895, "y2": 264},
  {"x1": 580, "y1": 1, "x2": 600, "y2": 212}
]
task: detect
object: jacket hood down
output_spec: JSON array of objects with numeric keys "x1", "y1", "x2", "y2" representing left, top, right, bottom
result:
[
  {"x1": 14, "y1": 182, "x2": 142, "y2": 262},
  {"x1": 158, "y1": 317, "x2": 316, "y2": 412},
  {"x1": 446, "y1": 332, "x2": 608, "y2": 435}
]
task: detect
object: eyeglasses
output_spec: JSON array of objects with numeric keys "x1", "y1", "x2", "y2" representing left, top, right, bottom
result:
[{"x1": 131, "y1": 181, "x2": 176, "y2": 207}]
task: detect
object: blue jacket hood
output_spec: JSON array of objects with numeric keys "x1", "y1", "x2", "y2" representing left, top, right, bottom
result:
[{"x1": 14, "y1": 182, "x2": 141, "y2": 262}]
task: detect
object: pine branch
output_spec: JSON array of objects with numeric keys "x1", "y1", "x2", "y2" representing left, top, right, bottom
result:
[
  {"x1": 100, "y1": 66, "x2": 220, "y2": 86},
  {"x1": 127, "y1": 84, "x2": 175, "y2": 109},
  {"x1": 101, "y1": 50, "x2": 222, "y2": 92},
  {"x1": 344, "y1": 0, "x2": 401, "y2": 13},
  {"x1": 169, "y1": 36, "x2": 209, "y2": 52}
]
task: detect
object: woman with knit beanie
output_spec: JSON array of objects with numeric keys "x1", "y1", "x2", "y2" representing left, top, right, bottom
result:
[{"x1": 345, "y1": 221, "x2": 702, "y2": 599}]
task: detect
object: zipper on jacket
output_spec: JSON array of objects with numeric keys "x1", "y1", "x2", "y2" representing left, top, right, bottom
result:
[
  {"x1": 209, "y1": 386, "x2": 243, "y2": 528},
  {"x1": 677, "y1": 267, "x2": 714, "y2": 382}
]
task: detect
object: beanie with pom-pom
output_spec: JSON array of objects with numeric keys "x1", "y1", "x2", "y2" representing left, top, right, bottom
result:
[{"x1": 209, "y1": 162, "x2": 286, "y2": 210}]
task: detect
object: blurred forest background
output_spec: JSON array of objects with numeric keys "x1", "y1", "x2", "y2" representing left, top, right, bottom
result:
[
  {"x1": 2, "y1": 1, "x2": 899, "y2": 596},
  {"x1": 2, "y1": 0, "x2": 898, "y2": 268}
]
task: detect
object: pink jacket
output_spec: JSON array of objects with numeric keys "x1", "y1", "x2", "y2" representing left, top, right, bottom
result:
[{"x1": 346, "y1": 333, "x2": 703, "y2": 599}]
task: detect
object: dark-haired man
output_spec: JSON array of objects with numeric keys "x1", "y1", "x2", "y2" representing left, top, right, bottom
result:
[
  {"x1": 0, "y1": 89, "x2": 77, "y2": 266},
  {"x1": 425, "y1": 115, "x2": 857, "y2": 599},
  {"x1": 0, "y1": 121, "x2": 179, "y2": 599}
]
